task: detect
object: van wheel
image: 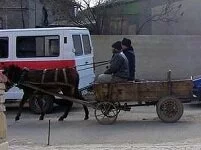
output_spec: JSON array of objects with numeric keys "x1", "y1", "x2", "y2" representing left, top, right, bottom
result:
[{"x1": 29, "y1": 94, "x2": 54, "y2": 114}]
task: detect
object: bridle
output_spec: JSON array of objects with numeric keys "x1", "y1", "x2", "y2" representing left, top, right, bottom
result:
[{"x1": 2, "y1": 68, "x2": 19, "y2": 91}]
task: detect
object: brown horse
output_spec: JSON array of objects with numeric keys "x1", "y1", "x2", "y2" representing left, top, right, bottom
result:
[{"x1": 3, "y1": 65, "x2": 89, "y2": 121}]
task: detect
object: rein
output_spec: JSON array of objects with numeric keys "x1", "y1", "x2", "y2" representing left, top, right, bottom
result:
[{"x1": 77, "y1": 60, "x2": 109, "y2": 71}]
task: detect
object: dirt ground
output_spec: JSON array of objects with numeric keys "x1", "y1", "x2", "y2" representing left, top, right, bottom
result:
[{"x1": 6, "y1": 102, "x2": 201, "y2": 150}]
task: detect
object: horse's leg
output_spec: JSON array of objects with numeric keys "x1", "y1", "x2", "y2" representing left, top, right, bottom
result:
[
  {"x1": 77, "y1": 91, "x2": 89, "y2": 120},
  {"x1": 58, "y1": 101, "x2": 73, "y2": 121},
  {"x1": 37, "y1": 94, "x2": 45, "y2": 120},
  {"x1": 58, "y1": 87, "x2": 73, "y2": 121},
  {"x1": 82, "y1": 104, "x2": 89, "y2": 120},
  {"x1": 15, "y1": 92, "x2": 29, "y2": 121}
]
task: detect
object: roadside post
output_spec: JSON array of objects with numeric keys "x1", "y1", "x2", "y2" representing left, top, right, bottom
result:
[{"x1": 0, "y1": 74, "x2": 8, "y2": 150}]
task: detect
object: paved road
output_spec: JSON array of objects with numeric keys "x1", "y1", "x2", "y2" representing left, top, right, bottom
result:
[{"x1": 5, "y1": 103, "x2": 201, "y2": 149}]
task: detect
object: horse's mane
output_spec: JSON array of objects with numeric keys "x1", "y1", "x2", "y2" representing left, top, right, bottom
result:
[{"x1": 4, "y1": 64, "x2": 22, "y2": 72}]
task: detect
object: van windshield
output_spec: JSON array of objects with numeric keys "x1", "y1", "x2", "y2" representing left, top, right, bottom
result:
[
  {"x1": 0, "y1": 37, "x2": 8, "y2": 58},
  {"x1": 16, "y1": 35, "x2": 60, "y2": 58}
]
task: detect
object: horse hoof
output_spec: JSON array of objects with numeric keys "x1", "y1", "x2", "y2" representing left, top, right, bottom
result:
[
  {"x1": 84, "y1": 116, "x2": 89, "y2": 120},
  {"x1": 58, "y1": 117, "x2": 64, "y2": 121},
  {"x1": 15, "y1": 116, "x2": 20, "y2": 121}
]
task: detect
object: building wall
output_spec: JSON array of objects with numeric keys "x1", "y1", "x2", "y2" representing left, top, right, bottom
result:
[
  {"x1": 101, "y1": 2, "x2": 139, "y2": 35},
  {"x1": 28, "y1": 0, "x2": 44, "y2": 28},
  {"x1": 0, "y1": 0, "x2": 28, "y2": 28},
  {"x1": 100, "y1": 0, "x2": 154, "y2": 35},
  {"x1": 92, "y1": 35, "x2": 201, "y2": 80},
  {"x1": 0, "y1": 0, "x2": 75, "y2": 29},
  {"x1": 152, "y1": 0, "x2": 201, "y2": 35},
  {"x1": 101, "y1": 0, "x2": 200, "y2": 35},
  {"x1": 35, "y1": 0, "x2": 76, "y2": 26},
  {"x1": 0, "y1": 0, "x2": 43, "y2": 29}
]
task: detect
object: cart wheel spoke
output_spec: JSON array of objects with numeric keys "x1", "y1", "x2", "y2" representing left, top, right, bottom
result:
[
  {"x1": 94, "y1": 102, "x2": 118, "y2": 125},
  {"x1": 111, "y1": 109, "x2": 116, "y2": 116},
  {"x1": 96, "y1": 114, "x2": 107, "y2": 119}
]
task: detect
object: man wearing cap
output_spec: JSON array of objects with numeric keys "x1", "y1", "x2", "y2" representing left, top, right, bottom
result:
[
  {"x1": 97, "y1": 41, "x2": 129, "y2": 83},
  {"x1": 121, "y1": 38, "x2": 135, "y2": 81}
]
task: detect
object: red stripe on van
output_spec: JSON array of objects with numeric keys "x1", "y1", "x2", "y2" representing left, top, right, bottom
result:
[{"x1": 0, "y1": 60, "x2": 75, "y2": 70}]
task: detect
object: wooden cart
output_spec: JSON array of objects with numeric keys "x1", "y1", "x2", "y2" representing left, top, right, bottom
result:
[
  {"x1": 21, "y1": 72, "x2": 193, "y2": 125},
  {"x1": 94, "y1": 77, "x2": 193, "y2": 125}
]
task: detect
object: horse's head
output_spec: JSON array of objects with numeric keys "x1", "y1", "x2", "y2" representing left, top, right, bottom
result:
[{"x1": 2, "y1": 65, "x2": 22, "y2": 91}]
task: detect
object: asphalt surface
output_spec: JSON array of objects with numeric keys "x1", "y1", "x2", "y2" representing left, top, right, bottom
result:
[{"x1": 5, "y1": 102, "x2": 201, "y2": 149}]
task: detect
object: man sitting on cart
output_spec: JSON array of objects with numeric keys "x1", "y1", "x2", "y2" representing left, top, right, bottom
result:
[{"x1": 96, "y1": 41, "x2": 129, "y2": 83}]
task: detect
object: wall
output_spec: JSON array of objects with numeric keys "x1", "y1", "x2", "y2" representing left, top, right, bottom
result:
[
  {"x1": 28, "y1": 0, "x2": 44, "y2": 28},
  {"x1": 0, "y1": 0, "x2": 75, "y2": 29},
  {"x1": 92, "y1": 35, "x2": 201, "y2": 80},
  {"x1": 0, "y1": 0, "x2": 28, "y2": 29},
  {"x1": 0, "y1": 0, "x2": 44, "y2": 29},
  {"x1": 99, "y1": 0, "x2": 152, "y2": 35},
  {"x1": 0, "y1": 82, "x2": 8, "y2": 150}
]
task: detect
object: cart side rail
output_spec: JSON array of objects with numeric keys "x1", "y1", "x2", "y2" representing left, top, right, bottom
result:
[{"x1": 94, "y1": 79, "x2": 193, "y2": 102}]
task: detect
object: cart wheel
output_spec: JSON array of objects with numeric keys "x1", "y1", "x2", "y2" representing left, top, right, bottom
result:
[
  {"x1": 156, "y1": 96, "x2": 183, "y2": 123},
  {"x1": 95, "y1": 102, "x2": 118, "y2": 125},
  {"x1": 29, "y1": 94, "x2": 54, "y2": 114}
]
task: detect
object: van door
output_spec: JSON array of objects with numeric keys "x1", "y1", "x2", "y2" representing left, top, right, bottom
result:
[{"x1": 72, "y1": 34, "x2": 95, "y2": 90}]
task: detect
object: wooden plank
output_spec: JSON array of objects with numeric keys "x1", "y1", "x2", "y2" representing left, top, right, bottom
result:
[
  {"x1": 0, "y1": 96, "x2": 5, "y2": 104},
  {"x1": 0, "y1": 91, "x2": 5, "y2": 95},
  {"x1": 0, "y1": 105, "x2": 5, "y2": 112},
  {"x1": 94, "y1": 79, "x2": 193, "y2": 102},
  {"x1": 0, "y1": 84, "x2": 5, "y2": 90}
]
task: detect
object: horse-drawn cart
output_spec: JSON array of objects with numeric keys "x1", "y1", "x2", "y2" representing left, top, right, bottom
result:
[
  {"x1": 22, "y1": 73, "x2": 193, "y2": 125},
  {"x1": 4, "y1": 65, "x2": 193, "y2": 124}
]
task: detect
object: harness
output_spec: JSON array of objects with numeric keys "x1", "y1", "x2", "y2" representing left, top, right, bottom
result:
[{"x1": 41, "y1": 68, "x2": 68, "y2": 84}]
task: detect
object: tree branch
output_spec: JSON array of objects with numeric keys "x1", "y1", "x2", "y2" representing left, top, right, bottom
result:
[{"x1": 137, "y1": 0, "x2": 183, "y2": 34}]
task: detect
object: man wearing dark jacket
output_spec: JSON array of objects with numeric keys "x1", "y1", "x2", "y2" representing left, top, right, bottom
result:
[
  {"x1": 97, "y1": 41, "x2": 129, "y2": 83},
  {"x1": 121, "y1": 38, "x2": 135, "y2": 81}
]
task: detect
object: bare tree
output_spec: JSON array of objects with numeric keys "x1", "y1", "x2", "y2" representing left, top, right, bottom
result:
[
  {"x1": 70, "y1": 0, "x2": 184, "y2": 35},
  {"x1": 136, "y1": 0, "x2": 184, "y2": 34},
  {"x1": 70, "y1": 0, "x2": 112, "y2": 34}
]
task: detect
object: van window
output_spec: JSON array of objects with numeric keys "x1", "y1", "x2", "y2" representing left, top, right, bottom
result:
[
  {"x1": 0, "y1": 37, "x2": 8, "y2": 58},
  {"x1": 72, "y1": 35, "x2": 83, "y2": 56},
  {"x1": 16, "y1": 35, "x2": 60, "y2": 58},
  {"x1": 82, "y1": 35, "x2": 91, "y2": 54}
]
